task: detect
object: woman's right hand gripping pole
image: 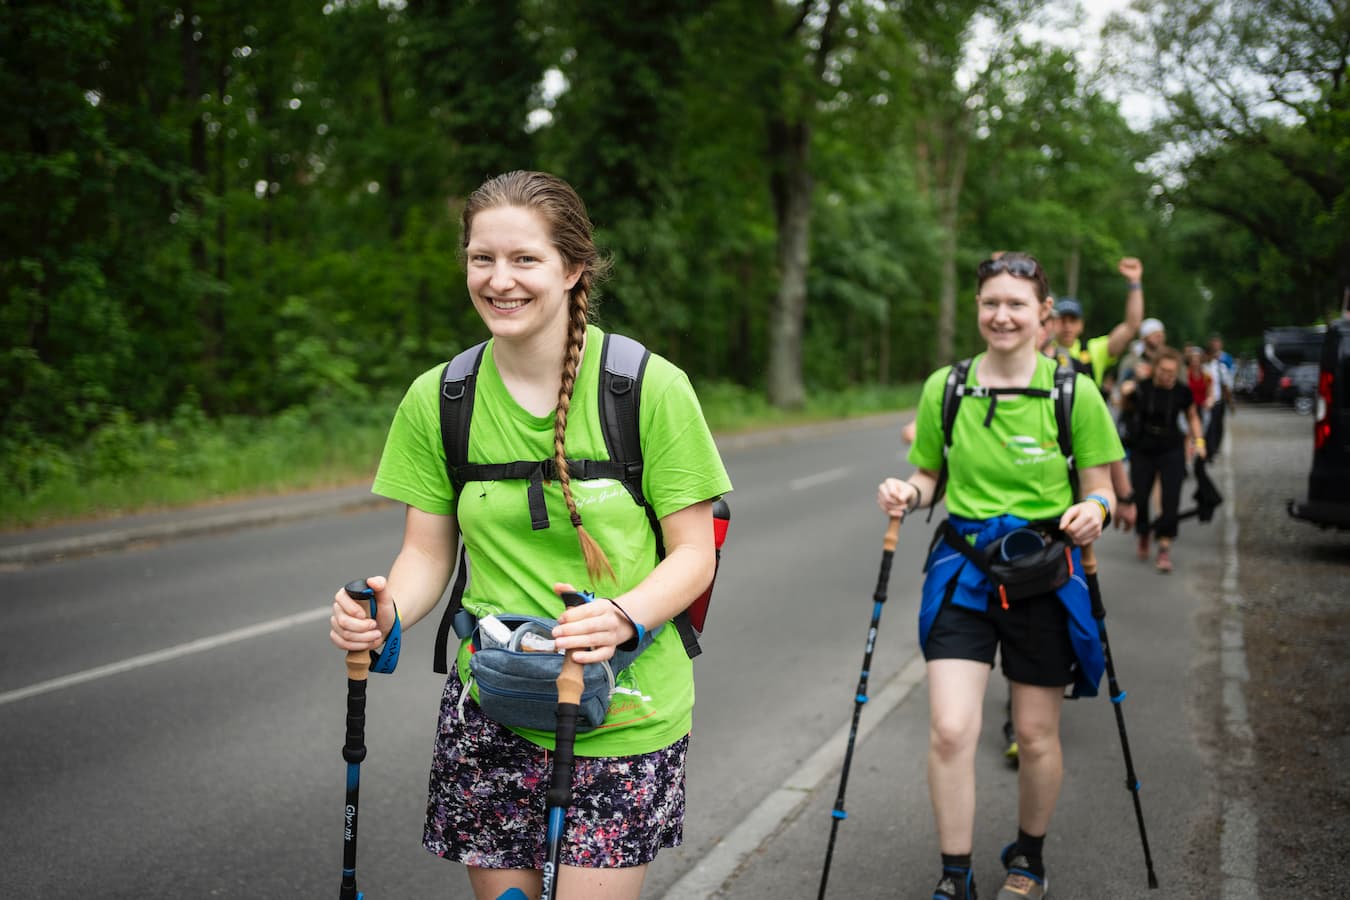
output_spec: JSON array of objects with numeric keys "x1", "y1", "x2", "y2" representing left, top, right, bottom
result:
[
  {"x1": 877, "y1": 470, "x2": 936, "y2": 520},
  {"x1": 331, "y1": 574, "x2": 397, "y2": 654}
]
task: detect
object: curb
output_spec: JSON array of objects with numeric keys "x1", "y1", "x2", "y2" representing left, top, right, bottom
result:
[{"x1": 0, "y1": 493, "x2": 393, "y2": 567}]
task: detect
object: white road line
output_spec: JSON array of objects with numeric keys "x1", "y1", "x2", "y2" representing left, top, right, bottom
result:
[
  {"x1": 0, "y1": 606, "x2": 330, "y2": 707},
  {"x1": 661, "y1": 652, "x2": 928, "y2": 899},
  {"x1": 789, "y1": 467, "x2": 851, "y2": 492},
  {"x1": 1218, "y1": 452, "x2": 1261, "y2": 900}
]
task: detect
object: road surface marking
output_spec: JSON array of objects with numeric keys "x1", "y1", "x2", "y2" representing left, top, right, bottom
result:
[
  {"x1": 1218, "y1": 453, "x2": 1260, "y2": 900},
  {"x1": 789, "y1": 467, "x2": 851, "y2": 491},
  {"x1": 0, "y1": 606, "x2": 330, "y2": 707}
]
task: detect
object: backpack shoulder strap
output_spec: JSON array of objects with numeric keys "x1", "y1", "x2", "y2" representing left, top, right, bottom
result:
[
  {"x1": 598, "y1": 333, "x2": 650, "y2": 510},
  {"x1": 439, "y1": 341, "x2": 489, "y2": 499},
  {"x1": 432, "y1": 341, "x2": 487, "y2": 675},
  {"x1": 598, "y1": 334, "x2": 704, "y2": 657},
  {"x1": 930, "y1": 358, "x2": 974, "y2": 522},
  {"x1": 1052, "y1": 363, "x2": 1079, "y2": 499}
]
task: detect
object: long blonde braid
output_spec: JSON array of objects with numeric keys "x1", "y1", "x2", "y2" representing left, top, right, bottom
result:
[{"x1": 554, "y1": 284, "x2": 616, "y2": 585}]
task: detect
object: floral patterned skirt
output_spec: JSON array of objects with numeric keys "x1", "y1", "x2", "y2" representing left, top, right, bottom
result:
[{"x1": 423, "y1": 670, "x2": 687, "y2": 869}]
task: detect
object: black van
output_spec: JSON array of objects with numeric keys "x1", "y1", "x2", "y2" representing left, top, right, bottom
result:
[
  {"x1": 1257, "y1": 325, "x2": 1327, "y2": 402},
  {"x1": 1288, "y1": 318, "x2": 1350, "y2": 529}
]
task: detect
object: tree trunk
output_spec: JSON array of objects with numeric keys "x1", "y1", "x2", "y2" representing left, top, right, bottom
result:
[
  {"x1": 933, "y1": 125, "x2": 967, "y2": 367},
  {"x1": 766, "y1": 118, "x2": 812, "y2": 410},
  {"x1": 763, "y1": 0, "x2": 840, "y2": 410}
]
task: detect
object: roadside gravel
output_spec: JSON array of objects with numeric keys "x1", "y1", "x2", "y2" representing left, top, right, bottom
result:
[{"x1": 1225, "y1": 405, "x2": 1350, "y2": 895}]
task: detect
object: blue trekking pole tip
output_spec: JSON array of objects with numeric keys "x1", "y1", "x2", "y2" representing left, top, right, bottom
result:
[{"x1": 496, "y1": 890, "x2": 529, "y2": 900}]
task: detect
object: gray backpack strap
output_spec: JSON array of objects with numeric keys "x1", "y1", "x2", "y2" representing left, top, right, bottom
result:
[{"x1": 599, "y1": 333, "x2": 650, "y2": 509}]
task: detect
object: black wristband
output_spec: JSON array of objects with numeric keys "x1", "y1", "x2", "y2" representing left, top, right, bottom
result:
[
  {"x1": 1118, "y1": 494, "x2": 1135, "y2": 505},
  {"x1": 609, "y1": 599, "x2": 644, "y2": 652},
  {"x1": 906, "y1": 481, "x2": 924, "y2": 511}
]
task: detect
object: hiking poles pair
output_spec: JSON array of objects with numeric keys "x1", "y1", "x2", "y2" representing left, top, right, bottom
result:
[
  {"x1": 1081, "y1": 544, "x2": 1159, "y2": 890},
  {"x1": 818, "y1": 515, "x2": 902, "y2": 900},
  {"x1": 541, "y1": 591, "x2": 591, "y2": 900}
]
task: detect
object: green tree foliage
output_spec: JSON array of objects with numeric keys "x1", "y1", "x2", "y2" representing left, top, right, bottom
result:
[
  {"x1": 9, "y1": 0, "x2": 1301, "y2": 504},
  {"x1": 1115, "y1": 0, "x2": 1350, "y2": 338},
  {"x1": 1, "y1": 2, "x2": 133, "y2": 443},
  {"x1": 961, "y1": 39, "x2": 1163, "y2": 335}
]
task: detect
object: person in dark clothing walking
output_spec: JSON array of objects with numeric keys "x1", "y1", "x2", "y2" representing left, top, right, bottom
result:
[{"x1": 1120, "y1": 347, "x2": 1206, "y2": 573}]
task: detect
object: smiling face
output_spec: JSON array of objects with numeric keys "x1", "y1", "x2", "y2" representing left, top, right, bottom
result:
[
  {"x1": 977, "y1": 273, "x2": 1051, "y2": 356},
  {"x1": 464, "y1": 205, "x2": 581, "y2": 347}
]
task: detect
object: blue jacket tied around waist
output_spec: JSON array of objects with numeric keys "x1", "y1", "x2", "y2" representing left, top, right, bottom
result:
[{"x1": 920, "y1": 514, "x2": 1104, "y2": 698}]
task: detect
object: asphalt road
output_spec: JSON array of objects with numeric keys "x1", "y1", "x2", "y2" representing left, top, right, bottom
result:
[{"x1": 0, "y1": 411, "x2": 1255, "y2": 899}]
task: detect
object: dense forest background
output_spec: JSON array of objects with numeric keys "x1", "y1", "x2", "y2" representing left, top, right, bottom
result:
[{"x1": 3, "y1": 0, "x2": 1348, "y2": 469}]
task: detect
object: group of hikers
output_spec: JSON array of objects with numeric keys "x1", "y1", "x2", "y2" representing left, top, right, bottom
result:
[{"x1": 328, "y1": 170, "x2": 1213, "y2": 899}]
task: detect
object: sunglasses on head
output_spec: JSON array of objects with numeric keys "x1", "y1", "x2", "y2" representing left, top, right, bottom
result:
[{"x1": 977, "y1": 256, "x2": 1040, "y2": 279}]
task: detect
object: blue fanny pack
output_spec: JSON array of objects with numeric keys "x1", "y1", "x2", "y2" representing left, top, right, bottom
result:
[{"x1": 466, "y1": 614, "x2": 657, "y2": 732}]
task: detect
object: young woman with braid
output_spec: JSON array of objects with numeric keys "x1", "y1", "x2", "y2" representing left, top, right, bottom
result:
[{"x1": 329, "y1": 171, "x2": 731, "y2": 900}]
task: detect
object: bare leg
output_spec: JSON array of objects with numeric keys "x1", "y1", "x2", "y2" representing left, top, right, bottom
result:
[
  {"x1": 467, "y1": 867, "x2": 540, "y2": 900},
  {"x1": 558, "y1": 864, "x2": 648, "y2": 900},
  {"x1": 467, "y1": 864, "x2": 648, "y2": 900},
  {"x1": 927, "y1": 658, "x2": 993, "y2": 853},
  {"x1": 1009, "y1": 682, "x2": 1066, "y2": 836}
]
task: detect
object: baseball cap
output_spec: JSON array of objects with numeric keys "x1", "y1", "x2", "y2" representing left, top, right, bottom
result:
[
  {"x1": 1139, "y1": 317, "x2": 1164, "y2": 338},
  {"x1": 1054, "y1": 297, "x2": 1083, "y2": 318}
]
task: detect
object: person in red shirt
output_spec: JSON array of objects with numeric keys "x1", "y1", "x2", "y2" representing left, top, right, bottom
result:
[{"x1": 1185, "y1": 346, "x2": 1212, "y2": 412}]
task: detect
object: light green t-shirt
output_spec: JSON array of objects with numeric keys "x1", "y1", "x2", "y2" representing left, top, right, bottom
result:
[
  {"x1": 1069, "y1": 334, "x2": 1115, "y2": 386},
  {"x1": 371, "y1": 325, "x2": 732, "y2": 757},
  {"x1": 908, "y1": 353, "x2": 1124, "y2": 520}
]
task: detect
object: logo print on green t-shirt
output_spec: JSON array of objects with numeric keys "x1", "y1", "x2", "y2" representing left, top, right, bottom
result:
[{"x1": 1004, "y1": 435, "x2": 1058, "y2": 461}]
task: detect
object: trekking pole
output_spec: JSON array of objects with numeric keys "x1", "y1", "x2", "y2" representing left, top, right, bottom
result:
[
  {"x1": 339, "y1": 580, "x2": 376, "y2": 900},
  {"x1": 818, "y1": 515, "x2": 902, "y2": 900},
  {"x1": 1081, "y1": 544, "x2": 1159, "y2": 890},
  {"x1": 540, "y1": 591, "x2": 591, "y2": 900}
]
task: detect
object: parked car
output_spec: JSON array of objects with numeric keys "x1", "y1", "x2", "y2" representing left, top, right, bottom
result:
[
  {"x1": 1276, "y1": 362, "x2": 1321, "y2": 415},
  {"x1": 1289, "y1": 318, "x2": 1350, "y2": 529},
  {"x1": 1255, "y1": 325, "x2": 1326, "y2": 402}
]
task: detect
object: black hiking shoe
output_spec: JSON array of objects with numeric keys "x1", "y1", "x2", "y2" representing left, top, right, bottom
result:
[
  {"x1": 933, "y1": 866, "x2": 977, "y2": 900},
  {"x1": 997, "y1": 844, "x2": 1047, "y2": 899}
]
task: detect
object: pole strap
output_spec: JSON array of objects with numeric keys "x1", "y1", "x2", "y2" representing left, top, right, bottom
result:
[{"x1": 369, "y1": 606, "x2": 402, "y2": 674}]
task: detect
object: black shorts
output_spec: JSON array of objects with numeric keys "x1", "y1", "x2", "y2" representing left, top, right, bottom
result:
[{"x1": 924, "y1": 588, "x2": 1078, "y2": 688}]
